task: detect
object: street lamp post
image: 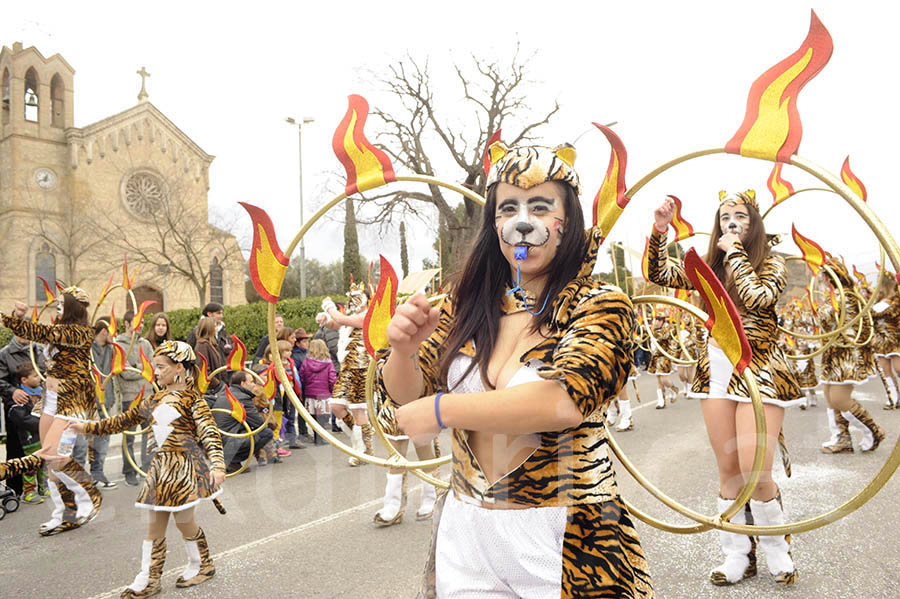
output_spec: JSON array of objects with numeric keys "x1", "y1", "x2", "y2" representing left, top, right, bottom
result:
[{"x1": 286, "y1": 115, "x2": 315, "y2": 298}]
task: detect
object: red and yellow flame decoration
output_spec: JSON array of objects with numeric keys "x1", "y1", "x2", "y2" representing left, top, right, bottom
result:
[
  {"x1": 138, "y1": 346, "x2": 154, "y2": 383},
  {"x1": 128, "y1": 387, "x2": 145, "y2": 413},
  {"x1": 97, "y1": 275, "x2": 114, "y2": 307},
  {"x1": 592, "y1": 124, "x2": 630, "y2": 237},
  {"x1": 225, "y1": 387, "x2": 247, "y2": 424},
  {"x1": 30, "y1": 305, "x2": 38, "y2": 323},
  {"x1": 263, "y1": 364, "x2": 277, "y2": 401},
  {"x1": 840, "y1": 156, "x2": 867, "y2": 203},
  {"x1": 683, "y1": 248, "x2": 753, "y2": 373},
  {"x1": 807, "y1": 283, "x2": 818, "y2": 315},
  {"x1": 332, "y1": 94, "x2": 397, "y2": 196},
  {"x1": 829, "y1": 287, "x2": 839, "y2": 313},
  {"x1": 852, "y1": 264, "x2": 869, "y2": 289},
  {"x1": 363, "y1": 255, "x2": 399, "y2": 359},
  {"x1": 767, "y1": 162, "x2": 795, "y2": 206},
  {"x1": 91, "y1": 365, "x2": 105, "y2": 406},
  {"x1": 725, "y1": 11, "x2": 833, "y2": 162},
  {"x1": 108, "y1": 307, "x2": 118, "y2": 337},
  {"x1": 122, "y1": 257, "x2": 139, "y2": 291},
  {"x1": 785, "y1": 335, "x2": 795, "y2": 348},
  {"x1": 36, "y1": 276, "x2": 55, "y2": 306},
  {"x1": 239, "y1": 202, "x2": 290, "y2": 304},
  {"x1": 197, "y1": 354, "x2": 211, "y2": 393},
  {"x1": 227, "y1": 335, "x2": 247, "y2": 372},
  {"x1": 132, "y1": 300, "x2": 156, "y2": 330},
  {"x1": 791, "y1": 224, "x2": 826, "y2": 276},
  {"x1": 482, "y1": 129, "x2": 502, "y2": 178},
  {"x1": 641, "y1": 236, "x2": 651, "y2": 281},
  {"x1": 110, "y1": 342, "x2": 126, "y2": 376},
  {"x1": 668, "y1": 195, "x2": 694, "y2": 241},
  {"x1": 675, "y1": 288, "x2": 690, "y2": 303}
]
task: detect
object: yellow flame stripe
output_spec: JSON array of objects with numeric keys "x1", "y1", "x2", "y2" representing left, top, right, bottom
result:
[
  {"x1": 343, "y1": 109, "x2": 387, "y2": 193},
  {"x1": 696, "y1": 273, "x2": 743, "y2": 367},
  {"x1": 255, "y1": 223, "x2": 288, "y2": 298}
]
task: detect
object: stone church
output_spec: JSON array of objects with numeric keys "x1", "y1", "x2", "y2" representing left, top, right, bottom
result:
[{"x1": 0, "y1": 42, "x2": 244, "y2": 316}]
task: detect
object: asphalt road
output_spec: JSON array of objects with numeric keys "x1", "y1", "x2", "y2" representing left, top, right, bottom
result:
[{"x1": 2, "y1": 374, "x2": 899, "y2": 598}]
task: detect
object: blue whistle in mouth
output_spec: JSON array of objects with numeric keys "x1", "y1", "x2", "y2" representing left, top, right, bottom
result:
[{"x1": 514, "y1": 246, "x2": 529, "y2": 261}]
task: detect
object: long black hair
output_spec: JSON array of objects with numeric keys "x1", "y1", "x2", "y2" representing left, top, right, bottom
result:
[{"x1": 438, "y1": 181, "x2": 586, "y2": 390}]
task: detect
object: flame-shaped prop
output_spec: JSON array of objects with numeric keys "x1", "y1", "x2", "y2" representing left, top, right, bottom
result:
[
  {"x1": 225, "y1": 387, "x2": 247, "y2": 424},
  {"x1": 852, "y1": 264, "x2": 869, "y2": 289},
  {"x1": 592, "y1": 124, "x2": 630, "y2": 236},
  {"x1": 785, "y1": 335, "x2": 795, "y2": 348},
  {"x1": 840, "y1": 156, "x2": 867, "y2": 203},
  {"x1": 239, "y1": 202, "x2": 290, "y2": 304},
  {"x1": 807, "y1": 283, "x2": 818, "y2": 315},
  {"x1": 97, "y1": 275, "x2": 114, "y2": 306},
  {"x1": 668, "y1": 195, "x2": 694, "y2": 241},
  {"x1": 128, "y1": 387, "x2": 145, "y2": 412},
  {"x1": 91, "y1": 365, "x2": 105, "y2": 406},
  {"x1": 30, "y1": 305, "x2": 38, "y2": 323},
  {"x1": 37, "y1": 276, "x2": 55, "y2": 306},
  {"x1": 482, "y1": 129, "x2": 502, "y2": 178},
  {"x1": 132, "y1": 300, "x2": 156, "y2": 330},
  {"x1": 675, "y1": 288, "x2": 690, "y2": 303},
  {"x1": 139, "y1": 346, "x2": 154, "y2": 383},
  {"x1": 791, "y1": 224, "x2": 826, "y2": 276},
  {"x1": 263, "y1": 364, "x2": 277, "y2": 401},
  {"x1": 122, "y1": 257, "x2": 139, "y2": 291},
  {"x1": 683, "y1": 248, "x2": 753, "y2": 373},
  {"x1": 110, "y1": 342, "x2": 126, "y2": 376},
  {"x1": 108, "y1": 306, "x2": 118, "y2": 337},
  {"x1": 641, "y1": 236, "x2": 651, "y2": 281},
  {"x1": 767, "y1": 162, "x2": 795, "y2": 206},
  {"x1": 363, "y1": 255, "x2": 399, "y2": 358},
  {"x1": 829, "y1": 287, "x2": 839, "y2": 313},
  {"x1": 227, "y1": 335, "x2": 247, "y2": 371},
  {"x1": 197, "y1": 354, "x2": 211, "y2": 393},
  {"x1": 332, "y1": 94, "x2": 397, "y2": 196},
  {"x1": 55, "y1": 280, "x2": 66, "y2": 293},
  {"x1": 725, "y1": 10, "x2": 833, "y2": 162}
]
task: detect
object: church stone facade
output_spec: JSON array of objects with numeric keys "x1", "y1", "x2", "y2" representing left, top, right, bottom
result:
[{"x1": 0, "y1": 42, "x2": 245, "y2": 316}]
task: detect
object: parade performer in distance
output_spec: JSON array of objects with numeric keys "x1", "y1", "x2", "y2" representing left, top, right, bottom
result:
[
  {"x1": 0, "y1": 292, "x2": 103, "y2": 535},
  {"x1": 650, "y1": 191, "x2": 802, "y2": 587},
  {"x1": 871, "y1": 272, "x2": 900, "y2": 409},
  {"x1": 67, "y1": 341, "x2": 225, "y2": 598},
  {"x1": 319, "y1": 283, "x2": 375, "y2": 466},
  {"x1": 818, "y1": 257, "x2": 886, "y2": 454},
  {"x1": 380, "y1": 141, "x2": 654, "y2": 597},
  {"x1": 646, "y1": 312, "x2": 679, "y2": 409}
]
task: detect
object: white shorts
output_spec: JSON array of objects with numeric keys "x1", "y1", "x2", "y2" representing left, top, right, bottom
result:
[
  {"x1": 306, "y1": 397, "x2": 330, "y2": 413},
  {"x1": 435, "y1": 492, "x2": 567, "y2": 598},
  {"x1": 707, "y1": 344, "x2": 734, "y2": 397}
]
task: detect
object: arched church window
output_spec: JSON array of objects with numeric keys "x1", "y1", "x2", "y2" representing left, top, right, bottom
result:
[
  {"x1": 210, "y1": 257, "x2": 224, "y2": 305},
  {"x1": 35, "y1": 242, "x2": 56, "y2": 303},
  {"x1": 2, "y1": 68, "x2": 9, "y2": 125},
  {"x1": 51, "y1": 74, "x2": 65, "y2": 128},
  {"x1": 24, "y1": 68, "x2": 38, "y2": 122}
]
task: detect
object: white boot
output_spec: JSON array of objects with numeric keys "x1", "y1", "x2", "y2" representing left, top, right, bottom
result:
[
  {"x1": 374, "y1": 473, "x2": 405, "y2": 525},
  {"x1": 52, "y1": 469, "x2": 93, "y2": 521},
  {"x1": 128, "y1": 540, "x2": 155, "y2": 592},
  {"x1": 416, "y1": 482, "x2": 437, "y2": 520},
  {"x1": 39, "y1": 482, "x2": 65, "y2": 532},
  {"x1": 749, "y1": 496, "x2": 797, "y2": 585},
  {"x1": 843, "y1": 410, "x2": 874, "y2": 451},
  {"x1": 710, "y1": 497, "x2": 756, "y2": 585},
  {"x1": 655, "y1": 389, "x2": 666, "y2": 409},
  {"x1": 180, "y1": 537, "x2": 202, "y2": 582},
  {"x1": 809, "y1": 391, "x2": 817, "y2": 407},
  {"x1": 886, "y1": 378, "x2": 898, "y2": 409},
  {"x1": 822, "y1": 409, "x2": 840, "y2": 447},
  {"x1": 348, "y1": 425, "x2": 365, "y2": 466},
  {"x1": 605, "y1": 401, "x2": 619, "y2": 427},
  {"x1": 616, "y1": 399, "x2": 634, "y2": 431}
]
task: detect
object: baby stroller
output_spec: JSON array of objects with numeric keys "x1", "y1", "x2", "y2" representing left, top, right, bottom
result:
[{"x1": 0, "y1": 480, "x2": 20, "y2": 520}]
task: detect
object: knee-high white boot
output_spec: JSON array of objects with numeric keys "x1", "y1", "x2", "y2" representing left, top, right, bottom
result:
[
  {"x1": 655, "y1": 389, "x2": 666, "y2": 409},
  {"x1": 374, "y1": 472, "x2": 405, "y2": 526},
  {"x1": 122, "y1": 538, "x2": 166, "y2": 598},
  {"x1": 416, "y1": 481, "x2": 437, "y2": 520},
  {"x1": 348, "y1": 425, "x2": 365, "y2": 466},
  {"x1": 616, "y1": 399, "x2": 634, "y2": 431},
  {"x1": 39, "y1": 481, "x2": 66, "y2": 532},
  {"x1": 605, "y1": 401, "x2": 619, "y2": 427},
  {"x1": 884, "y1": 377, "x2": 898, "y2": 409},
  {"x1": 709, "y1": 497, "x2": 756, "y2": 585},
  {"x1": 51, "y1": 468, "x2": 94, "y2": 521},
  {"x1": 749, "y1": 496, "x2": 797, "y2": 586}
]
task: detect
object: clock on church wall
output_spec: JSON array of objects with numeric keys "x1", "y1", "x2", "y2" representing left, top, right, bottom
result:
[
  {"x1": 120, "y1": 169, "x2": 169, "y2": 221},
  {"x1": 34, "y1": 168, "x2": 58, "y2": 190}
]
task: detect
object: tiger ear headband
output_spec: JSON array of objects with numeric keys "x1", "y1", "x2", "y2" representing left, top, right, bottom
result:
[
  {"x1": 718, "y1": 189, "x2": 759, "y2": 212},
  {"x1": 486, "y1": 141, "x2": 581, "y2": 196}
]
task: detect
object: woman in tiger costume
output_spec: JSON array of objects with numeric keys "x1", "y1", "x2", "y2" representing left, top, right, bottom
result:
[
  {"x1": 650, "y1": 191, "x2": 802, "y2": 587},
  {"x1": 646, "y1": 312, "x2": 679, "y2": 409},
  {"x1": 318, "y1": 285, "x2": 375, "y2": 466},
  {"x1": 0, "y1": 291, "x2": 103, "y2": 536},
  {"x1": 818, "y1": 257, "x2": 886, "y2": 454},
  {"x1": 871, "y1": 272, "x2": 900, "y2": 409},
  {"x1": 68, "y1": 341, "x2": 225, "y2": 598},
  {"x1": 378, "y1": 142, "x2": 654, "y2": 598}
]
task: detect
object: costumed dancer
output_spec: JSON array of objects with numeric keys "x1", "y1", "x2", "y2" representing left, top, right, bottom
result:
[
  {"x1": 68, "y1": 341, "x2": 225, "y2": 598},
  {"x1": 650, "y1": 191, "x2": 802, "y2": 587},
  {"x1": 647, "y1": 312, "x2": 679, "y2": 409},
  {"x1": 0, "y1": 293, "x2": 103, "y2": 535},
  {"x1": 380, "y1": 142, "x2": 654, "y2": 597},
  {"x1": 676, "y1": 313, "x2": 702, "y2": 397},
  {"x1": 819, "y1": 257, "x2": 886, "y2": 454},
  {"x1": 319, "y1": 285, "x2": 375, "y2": 466},
  {"x1": 794, "y1": 338, "x2": 820, "y2": 410},
  {"x1": 871, "y1": 272, "x2": 900, "y2": 409},
  {"x1": 609, "y1": 364, "x2": 639, "y2": 432}
]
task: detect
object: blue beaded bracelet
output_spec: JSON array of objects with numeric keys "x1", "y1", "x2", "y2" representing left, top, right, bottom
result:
[{"x1": 435, "y1": 391, "x2": 446, "y2": 430}]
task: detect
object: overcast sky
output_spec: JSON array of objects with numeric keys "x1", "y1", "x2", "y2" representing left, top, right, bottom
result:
[{"x1": 4, "y1": 1, "x2": 898, "y2": 287}]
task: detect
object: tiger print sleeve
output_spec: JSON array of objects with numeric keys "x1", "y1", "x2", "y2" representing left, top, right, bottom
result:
[
  {"x1": 647, "y1": 228, "x2": 692, "y2": 290},
  {"x1": 192, "y1": 393, "x2": 226, "y2": 473},
  {"x1": 537, "y1": 288, "x2": 635, "y2": 418},
  {"x1": 1, "y1": 315, "x2": 93, "y2": 348},
  {"x1": 83, "y1": 396, "x2": 150, "y2": 436},
  {"x1": 728, "y1": 244, "x2": 785, "y2": 311}
]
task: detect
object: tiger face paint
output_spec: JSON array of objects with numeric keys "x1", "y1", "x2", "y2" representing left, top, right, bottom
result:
[{"x1": 718, "y1": 201, "x2": 750, "y2": 241}]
